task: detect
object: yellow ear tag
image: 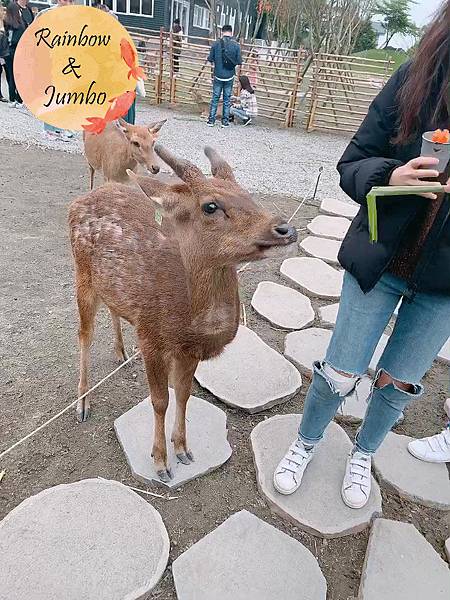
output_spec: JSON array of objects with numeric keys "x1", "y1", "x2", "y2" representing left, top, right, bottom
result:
[{"x1": 155, "y1": 208, "x2": 163, "y2": 227}]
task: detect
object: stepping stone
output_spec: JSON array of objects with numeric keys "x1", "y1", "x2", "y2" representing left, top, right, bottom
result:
[
  {"x1": 115, "y1": 392, "x2": 232, "y2": 488},
  {"x1": 285, "y1": 328, "x2": 332, "y2": 375},
  {"x1": 359, "y1": 518, "x2": 450, "y2": 599},
  {"x1": 299, "y1": 236, "x2": 341, "y2": 265},
  {"x1": 285, "y1": 328, "x2": 389, "y2": 376},
  {"x1": 307, "y1": 215, "x2": 351, "y2": 240},
  {"x1": 373, "y1": 432, "x2": 450, "y2": 510},
  {"x1": 281, "y1": 257, "x2": 343, "y2": 299},
  {"x1": 318, "y1": 303, "x2": 339, "y2": 327},
  {"x1": 0, "y1": 479, "x2": 169, "y2": 600},
  {"x1": 251, "y1": 415, "x2": 382, "y2": 538},
  {"x1": 438, "y1": 337, "x2": 450, "y2": 364},
  {"x1": 446, "y1": 538, "x2": 450, "y2": 562},
  {"x1": 320, "y1": 197, "x2": 358, "y2": 218},
  {"x1": 445, "y1": 398, "x2": 450, "y2": 419},
  {"x1": 172, "y1": 510, "x2": 327, "y2": 600},
  {"x1": 251, "y1": 281, "x2": 314, "y2": 330},
  {"x1": 196, "y1": 326, "x2": 302, "y2": 413}
]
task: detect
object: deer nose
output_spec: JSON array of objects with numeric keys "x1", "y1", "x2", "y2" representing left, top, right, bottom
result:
[
  {"x1": 273, "y1": 223, "x2": 297, "y2": 240},
  {"x1": 151, "y1": 165, "x2": 160, "y2": 174}
]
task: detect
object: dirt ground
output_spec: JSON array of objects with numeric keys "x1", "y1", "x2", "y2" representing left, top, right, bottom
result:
[{"x1": 0, "y1": 139, "x2": 449, "y2": 599}]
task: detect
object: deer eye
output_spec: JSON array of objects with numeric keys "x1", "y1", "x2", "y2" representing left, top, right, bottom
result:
[
  {"x1": 202, "y1": 202, "x2": 219, "y2": 215},
  {"x1": 132, "y1": 141, "x2": 140, "y2": 148}
]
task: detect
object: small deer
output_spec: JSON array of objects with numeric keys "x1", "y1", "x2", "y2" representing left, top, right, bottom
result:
[
  {"x1": 83, "y1": 118, "x2": 166, "y2": 190},
  {"x1": 68, "y1": 145, "x2": 297, "y2": 482}
]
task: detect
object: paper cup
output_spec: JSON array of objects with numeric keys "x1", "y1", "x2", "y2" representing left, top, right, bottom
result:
[{"x1": 421, "y1": 131, "x2": 450, "y2": 173}]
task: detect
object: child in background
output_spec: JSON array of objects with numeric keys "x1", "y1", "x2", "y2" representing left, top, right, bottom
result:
[{"x1": 230, "y1": 75, "x2": 258, "y2": 126}]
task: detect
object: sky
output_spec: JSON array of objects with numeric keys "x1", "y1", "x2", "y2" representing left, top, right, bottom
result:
[{"x1": 376, "y1": 0, "x2": 443, "y2": 49}]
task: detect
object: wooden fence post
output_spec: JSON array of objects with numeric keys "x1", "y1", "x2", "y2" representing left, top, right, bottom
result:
[
  {"x1": 306, "y1": 53, "x2": 320, "y2": 132},
  {"x1": 168, "y1": 31, "x2": 176, "y2": 105},
  {"x1": 285, "y1": 46, "x2": 303, "y2": 128},
  {"x1": 156, "y1": 27, "x2": 165, "y2": 105}
]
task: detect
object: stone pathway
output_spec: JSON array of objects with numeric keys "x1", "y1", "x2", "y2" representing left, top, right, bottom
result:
[
  {"x1": 359, "y1": 519, "x2": 450, "y2": 599},
  {"x1": 307, "y1": 215, "x2": 351, "y2": 240},
  {"x1": 438, "y1": 337, "x2": 450, "y2": 364},
  {"x1": 281, "y1": 257, "x2": 343, "y2": 299},
  {"x1": 195, "y1": 326, "x2": 302, "y2": 413},
  {"x1": 172, "y1": 510, "x2": 327, "y2": 600},
  {"x1": 251, "y1": 281, "x2": 314, "y2": 330},
  {"x1": 251, "y1": 414, "x2": 382, "y2": 537},
  {"x1": 373, "y1": 432, "x2": 450, "y2": 510},
  {"x1": 318, "y1": 303, "x2": 339, "y2": 327},
  {"x1": 446, "y1": 537, "x2": 450, "y2": 562},
  {"x1": 0, "y1": 479, "x2": 169, "y2": 600},
  {"x1": 299, "y1": 236, "x2": 341, "y2": 265},
  {"x1": 320, "y1": 197, "x2": 359, "y2": 218},
  {"x1": 115, "y1": 392, "x2": 232, "y2": 488},
  {"x1": 284, "y1": 327, "x2": 332, "y2": 375}
]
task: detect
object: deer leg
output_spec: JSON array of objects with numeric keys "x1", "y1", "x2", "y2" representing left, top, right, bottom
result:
[
  {"x1": 109, "y1": 309, "x2": 128, "y2": 362},
  {"x1": 88, "y1": 164, "x2": 95, "y2": 191},
  {"x1": 171, "y1": 355, "x2": 198, "y2": 465},
  {"x1": 141, "y1": 345, "x2": 172, "y2": 482},
  {"x1": 76, "y1": 283, "x2": 99, "y2": 422}
]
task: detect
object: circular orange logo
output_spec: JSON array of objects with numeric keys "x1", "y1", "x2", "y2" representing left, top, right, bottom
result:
[{"x1": 14, "y1": 5, "x2": 144, "y2": 131}]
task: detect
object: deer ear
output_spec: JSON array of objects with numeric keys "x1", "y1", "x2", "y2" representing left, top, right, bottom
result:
[
  {"x1": 148, "y1": 119, "x2": 167, "y2": 134},
  {"x1": 117, "y1": 118, "x2": 130, "y2": 134}
]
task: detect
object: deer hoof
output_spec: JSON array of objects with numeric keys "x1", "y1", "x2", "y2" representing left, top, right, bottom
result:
[
  {"x1": 76, "y1": 402, "x2": 91, "y2": 423},
  {"x1": 157, "y1": 468, "x2": 173, "y2": 483},
  {"x1": 176, "y1": 450, "x2": 193, "y2": 465},
  {"x1": 115, "y1": 348, "x2": 129, "y2": 363}
]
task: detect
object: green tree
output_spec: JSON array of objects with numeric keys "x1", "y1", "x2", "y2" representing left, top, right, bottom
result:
[
  {"x1": 353, "y1": 18, "x2": 378, "y2": 52},
  {"x1": 376, "y1": 0, "x2": 417, "y2": 48}
]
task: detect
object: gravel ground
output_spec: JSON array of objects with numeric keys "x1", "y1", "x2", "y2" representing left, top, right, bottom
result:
[{"x1": 0, "y1": 97, "x2": 351, "y2": 200}]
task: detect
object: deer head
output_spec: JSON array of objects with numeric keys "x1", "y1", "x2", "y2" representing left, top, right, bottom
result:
[
  {"x1": 117, "y1": 118, "x2": 166, "y2": 175},
  {"x1": 129, "y1": 146, "x2": 298, "y2": 266}
]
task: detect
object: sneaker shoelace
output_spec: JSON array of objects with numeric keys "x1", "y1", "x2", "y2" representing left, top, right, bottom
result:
[
  {"x1": 277, "y1": 442, "x2": 311, "y2": 476},
  {"x1": 427, "y1": 428, "x2": 450, "y2": 453},
  {"x1": 346, "y1": 454, "x2": 371, "y2": 496}
]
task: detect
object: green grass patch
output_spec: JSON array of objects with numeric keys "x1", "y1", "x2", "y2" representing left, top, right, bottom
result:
[{"x1": 353, "y1": 48, "x2": 409, "y2": 72}]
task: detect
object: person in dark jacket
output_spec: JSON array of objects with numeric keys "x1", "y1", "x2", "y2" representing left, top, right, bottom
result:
[
  {"x1": 207, "y1": 24, "x2": 242, "y2": 128},
  {"x1": 0, "y1": 10, "x2": 9, "y2": 103},
  {"x1": 274, "y1": 0, "x2": 450, "y2": 507},
  {"x1": 4, "y1": 1, "x2": 27, "y2": 106}
]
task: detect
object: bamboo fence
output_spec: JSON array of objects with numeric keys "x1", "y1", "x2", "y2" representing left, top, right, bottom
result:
[{"x1": 128, "y1": 27, "x2": 395, "y2": 133}]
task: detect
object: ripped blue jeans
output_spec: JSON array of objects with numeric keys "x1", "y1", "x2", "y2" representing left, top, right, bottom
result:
[{"x1": 299, "y1": 271, "x2": 450, "y2": 454}]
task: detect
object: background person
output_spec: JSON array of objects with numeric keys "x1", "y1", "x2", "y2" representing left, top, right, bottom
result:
[
  {"x1": 273, "y1": 0, "x2": 450, "y2": 509},
  {"x1": 0, "y1": 6, "x2": 9, "y2": 103},
  {"x1": 230, "y1": 75, "x2": 257, "y2": 126},
  {"x1": 172, "y1": 18, "x2": 182, "y2": 74},
  {"x1": 207, "y1": 24, "x2": 241, "y2": 128},
  {"x1": 3, "y1": 1, "x2": 26, "y2": 107}
]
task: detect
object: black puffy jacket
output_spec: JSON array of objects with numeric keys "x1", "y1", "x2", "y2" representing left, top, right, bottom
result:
[{"x1": 337, "y1": 62, "x2": 450, "y2": 297}]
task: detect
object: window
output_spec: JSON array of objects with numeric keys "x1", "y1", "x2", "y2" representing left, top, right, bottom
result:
[
  {"x1": 193, "y1": 5, "x2": 210, "y2": 30},
  {"x1": 84, "y1": 0, "x2": 153, "y2": 16}
]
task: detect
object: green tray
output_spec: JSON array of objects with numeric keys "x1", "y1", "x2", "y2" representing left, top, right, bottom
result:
[{"x1": 366, "y1": 185, "x2": 447, "y2": 243}]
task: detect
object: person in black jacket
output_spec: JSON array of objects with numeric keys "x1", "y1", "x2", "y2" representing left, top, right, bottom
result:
[
  {"x1": 4, "y1": 1, "x2": 27, "y2": 107},
  {"x1": 274, "y1": 1, "x2": 450, "y2": 507}
]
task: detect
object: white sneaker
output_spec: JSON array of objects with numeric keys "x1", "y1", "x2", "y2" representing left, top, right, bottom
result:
[
  {"x1": 273, "y1": 439, "x2": 314, "y2": 495},
  {"x1": 407, "y1": 427, "x2": 450, "y2": 463},
  {"x1": 341, "y1": 450, "x2": 372, "y2": 509}
]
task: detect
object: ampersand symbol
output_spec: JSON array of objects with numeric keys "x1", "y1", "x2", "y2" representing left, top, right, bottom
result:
[{"x1": 62, "y1": 57, "x2": 82, "y2": 79}]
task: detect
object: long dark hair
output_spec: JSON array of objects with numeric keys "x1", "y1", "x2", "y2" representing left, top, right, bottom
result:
[
  {"x1": 5, "y1": 2, "x2": 24, "y2": 29},
  {"x1": 239, "y1": 75, "x2": 254, "y2": 94},
  {"x1": 395, "y1": 0, "x2": 449, "y2": 144}
]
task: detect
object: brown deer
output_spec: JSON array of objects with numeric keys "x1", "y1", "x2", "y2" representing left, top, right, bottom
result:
[
  {"x1": 83, "y1": 118, "x2": 166, "y2": 190},
  {"x1": 68, "y1": 145, "x2": 297, "y2": 482}
]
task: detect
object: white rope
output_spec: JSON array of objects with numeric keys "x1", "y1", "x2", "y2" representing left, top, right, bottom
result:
[{"x1": 0, "y1": 350, "x2": 140, "y2": 461}]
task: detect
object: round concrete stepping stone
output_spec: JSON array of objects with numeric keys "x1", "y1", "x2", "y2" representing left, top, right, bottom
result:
[
  {"x1": 172, "y1": 510, "x2": 327, "y2": 600},
  {"x1": 0, "y1": 479, "x2": 169, "y2": 600},
  {"x1": 299, "y1": 236, "x2": 341, "y2": 265},
  {"x1": 446, "y1": 537, "x2": 450, "y2": 562},
  {"x1": 359, "y1": 518, "x2": 450, "y2": 600},
  {"x1": 251, "y1": 414, "x2": 382, "y2": 538},
  {"x1": 285, "y1": 327, "x2": 332, "y2": 375},
  {"x1": 281, "y1": 257, "x2": 343, "y2": 299},
  {"x1": 115, "y1": 391, "x2": 232, "y2": 488},
  {"x1": 438, "y1": 337, "x2": 450, "y2": 364},
  {"x1": 307, "y1": 215, "x2": 351, "y2": 240},
  {"x1": 251, "y1": 281, "x2": 314, "y2": 330},
  {"x1": 320, "y1": 197, "x2": 358, "y2": 218},
  {"x1": 318, "y1": 303, "x2": 339, "y2": 327},
  {"x1": 285, "y1": 328, "x2": 390, "y2": 378},
  {"x1": 195, "y1": 325, "x2": 302, "y2": 413},
  {"x1": 445, "y1": 398, "x2": 450, "y2": 419},
  {"x1": 373, "y1": 432, "x2": 450, "y2": 510}
]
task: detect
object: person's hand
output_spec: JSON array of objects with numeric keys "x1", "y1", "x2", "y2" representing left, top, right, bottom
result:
[{"x1": 389, "y1": 157, "x2": 440, "y2": 199}]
